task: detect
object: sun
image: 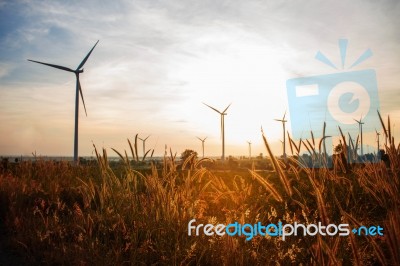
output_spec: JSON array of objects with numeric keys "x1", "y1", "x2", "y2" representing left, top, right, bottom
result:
[{"x1": 167, "y1": 32, "x2": 290, "y2": 155}]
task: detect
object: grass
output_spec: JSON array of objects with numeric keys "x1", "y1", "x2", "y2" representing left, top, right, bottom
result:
[{"x1": 0, "y1": 116, "x2": 399, "y2": 265}]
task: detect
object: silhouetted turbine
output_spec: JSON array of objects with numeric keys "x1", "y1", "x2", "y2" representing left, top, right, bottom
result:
[
  {"x1": 28, "y1": 40, "x2": 99, "y2": 163},
  {"x1": 138, "y1": 135, "x2": 150, "y2": 159},
  {"x1": 196, "y1": 137, "x2": 207, "y2": 158},
  {"x1": 275, "y1": 111, "x2": 287, "y2": 161},
  {"x1": 348, "y1": 133, "x2": 356, "y2": 162},
  {"x1": 203, "y1": 102, "x2": 231, "y2": 161},
  {"x1": 247, "y1": 141, "x2": 252, "y2": 159},
  {"x1": 354, "y1": 116, "x2": 365, "y2": 156},
  {"x1": 375, "y1": 129, "x2": 380, "y2": 155}
]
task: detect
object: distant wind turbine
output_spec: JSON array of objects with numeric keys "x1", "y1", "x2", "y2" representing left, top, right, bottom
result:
[
  {"x1": 247, "y1": 141, "x2": 252, "y2": 159},
  {"x1": 354, "y1": 116, "x2": 364, "y2": 157},
  {"x1": 28, "y1": 40, "x2": 99, "y2": 163},
  {"x1": 348, "y1": 133, "x2": 356, "y2": 162},
  {"x1": 196, "y1": 137, "x2": 207, "y2": 158},
  {"x1": 138, "y1": 135, "x2": 150, "y2": 159},
  {"x1": 375, "y1": 129, "x2": 380, "y2": 154},
  {"x1": 275, "y1": 111, "x2": 287, "y2": 161},
  {"x1": 203, "y1": 102, "x2": 231, "y2": 161}
]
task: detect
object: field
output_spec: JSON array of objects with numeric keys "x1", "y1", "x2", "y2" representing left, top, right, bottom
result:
[{"x1": 0, "y1": 122, "x2": 399, "y2": 265}]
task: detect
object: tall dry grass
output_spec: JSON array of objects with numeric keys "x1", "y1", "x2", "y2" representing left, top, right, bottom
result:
[{"x1": 0, "y1": 119, "x2": 398, "y2": 265}]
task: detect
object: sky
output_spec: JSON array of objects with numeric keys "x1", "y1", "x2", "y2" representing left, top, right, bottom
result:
[{"x1": 0, "y1": 0, "x2": 399, "y2": 158}]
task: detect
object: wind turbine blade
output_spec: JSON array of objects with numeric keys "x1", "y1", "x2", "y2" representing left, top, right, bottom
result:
[
  {"x1": 204, "y1": 137, "x2": 207, "y2": 141},
  {"x1": 28, "y1": 59, "x2": 75, "y2": 72},
  {"x1": 196, "y1": 137, "x2": 202, "y2": 141},
  {"x1": 223, "y1": 103, "x2": 232, "y2": 113},
  {"x1": 144, "y1": 135, "x2": 150, "y2": 141},
  {"x1": 283, "y1": 110, "x2": 287, "y2": 120},
  {"x1": 77, "y1": 77, "x2": 87, "y2": 117},
  {"x1": 203, "y1": 102, "x2": 222, "y2": 114},
  {"x1": 76, "y1": 40, "x2": 99, "y2": 70}
]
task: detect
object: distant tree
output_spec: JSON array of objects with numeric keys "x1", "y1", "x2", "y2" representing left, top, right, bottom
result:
[
  {"x1": 379, "y1": 149, "x2": 390, "y2": 167},
  {"x1": 181, "y1": 149, "x2": 198, "y2": 167},
  {"x1": 364, "y1": 153, "x2": 374, "y2": 162},
  {"x1": 1, "y1": 157, "x2": 9, "y2": 172},
  {"x1": 300, "y1": 153, "x2": 311, "y2": 167},
  {"x1": 334, "y1": 143, "x2": 344, "y2": 154}
]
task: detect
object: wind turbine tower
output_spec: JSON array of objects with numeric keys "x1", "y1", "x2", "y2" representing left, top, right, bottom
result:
[
  {"x1": 203, "y1": 103, "x2": 231, "y2": 161},
  {"x1": 138, "y1": 135, "x2": 150, "y2": 159},
  {"x1": 247, "y1": 141, "x2": 252, "y2": 159},
  {"x1": 376, "y1": 129, "x2": 380, "y2": 155},
  {"x1": 354, "y1": 117, "x2": 365, "y2": 157},
  {"x1": 275, "y1": 112, "x2": 287, "y2": 161},
  {"x1": 28, "y1": 40, "x2": 99, "y2": 163},
  {"x1": 196, "y1": 137, "x2": 207, "y2": 158}
]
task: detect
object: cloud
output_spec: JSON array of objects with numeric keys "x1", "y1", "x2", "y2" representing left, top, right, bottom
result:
[
  {"x1": 0, "y1": 0, "x2": 399, "y2": 156},
  {"x1": 0, "y1": 63, "x2": 13, "y2": 79}
]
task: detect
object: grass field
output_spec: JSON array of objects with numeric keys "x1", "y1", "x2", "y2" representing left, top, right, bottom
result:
[{"x1": 0, "y1": 120, "x2": 399, "y2": 265}]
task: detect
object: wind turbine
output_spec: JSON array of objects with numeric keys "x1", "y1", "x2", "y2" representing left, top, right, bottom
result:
[
  {"x1": 354, "y1": 116, "x2": 364, "y2": 157},
  {"x1": 348, "y1": 133, "x2": 356, "y2": 162},
  {"x1": 247, "y1": 141, "x2": 252, "y2": 159},
  {"x1": 203, "y1": 102, "x2": 231, "y2": 161},
  {"x1": 196, "y1": 137, "x2": 207, "y2": 158},
  {"x1": 275, "y1": 111, "x2": 287, "y2": 161},
  {"x1": 375, "y1": 129, "x2": 380, "y2": 155},
  {"x1": 138, "y1": 135, "x2": 150, "y2": 159},
  {"x1": 28, "y1": 40, "x2": 99, "y2": 163}
]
